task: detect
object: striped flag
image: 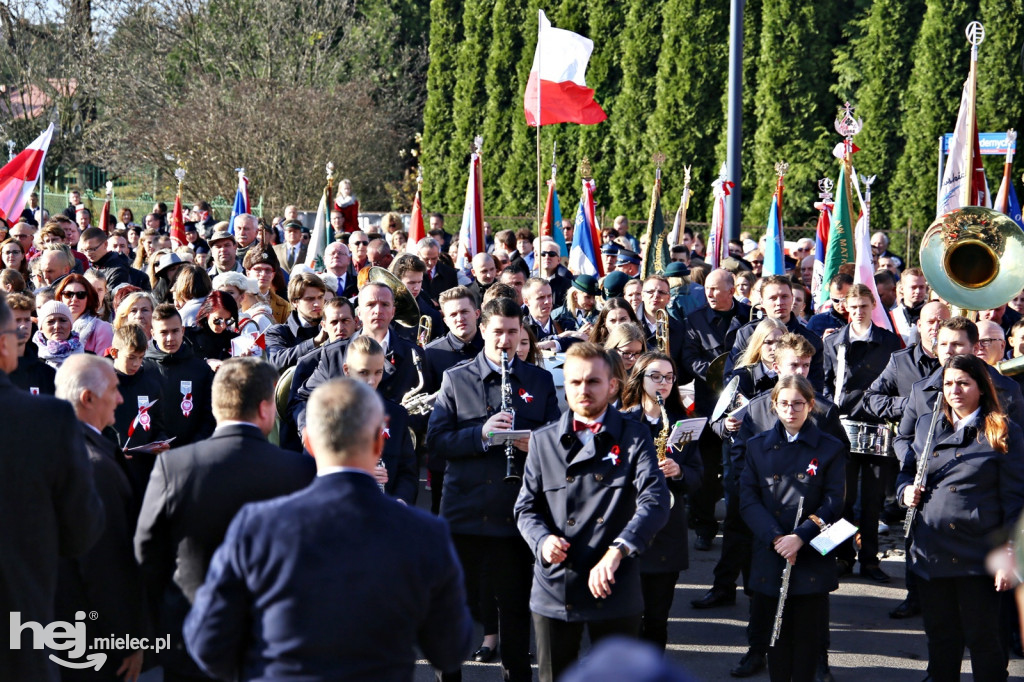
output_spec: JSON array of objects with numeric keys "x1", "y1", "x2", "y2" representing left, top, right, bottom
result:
[
  {"x1": 569, "y1": 178, "x2": 603, "y2": 277},
  {"x1": 228, "y1": 168, "x2": 249, "y2": 234},
  {"x1": 707, "y1": 163, "x2": 732, "y2": 270},
  {"x1": 540, "y1": 180, "x2": 568, "y2": 257},
  {"x1": 0, "y1": 123, "x2": 54, "y2": 224},
  {"x1": 406, "y1": 181, "x2": 425, "y2": 253},
  {"x1": 456, "y1": 145, "x2": 484, "y2": 270},
  {"x1": 304, "y1": 171, "x2": 335, "y2": 271}
]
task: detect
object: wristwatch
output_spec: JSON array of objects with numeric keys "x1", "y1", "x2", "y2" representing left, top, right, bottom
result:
[{"x1": 610, "y1": 540, "x2": 630, "y2": 558}]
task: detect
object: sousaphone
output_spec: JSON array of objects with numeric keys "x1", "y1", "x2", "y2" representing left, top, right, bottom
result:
[{"x1": 359, "y1": 266, "x2": 421, "y2": 328}]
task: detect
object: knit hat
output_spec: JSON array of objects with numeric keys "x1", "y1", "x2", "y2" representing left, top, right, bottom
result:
[{"x1": 39, "y1": 300, "x2": 72, "y2": 321}]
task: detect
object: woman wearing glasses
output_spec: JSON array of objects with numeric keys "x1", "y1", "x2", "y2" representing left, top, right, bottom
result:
[
  {"x1": 54, "y1": 274, "x2": 114, "y2": 355},
  {"x1": 899, "y1": 354, "x2": 1024, "y2": 682},
  {"x1": 620, "y1": 351, "x2": 703, "y2": 650},
  {"x1": 186, "y1": 291, "x2": 240, "y2": 369},
  {"x1": 740, "y1": 374, "x2": 846, "y2": 682},
  {"x1": 731, "y1": 317, "x2": 787, "y2": 397},
  {"x1": 603, "y1": 322, "x2": 646, "y2": 374}
]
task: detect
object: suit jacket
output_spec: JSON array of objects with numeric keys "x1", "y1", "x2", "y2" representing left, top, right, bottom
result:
[
  {"x1": 183, "y1": 472, "x2": 473, "y2": 681},
  {"x1": 55, "y1": 427, "x2": 146, "y2": 679},
  {"x1": 525, "y1": 312, "x2": 579, "y2": 352},
  {"x1": 426, "y1": 262, "x2": 460, "y2": 303},
  {"x1": 274, "y1": 242, "x2": 308, "y2": 270},
  {"x1": 423, "y1": 331, "x2": 484, "y2": 394},
  {"x1": 134, "y1": 423, "x2": 316, "y2": 677},
  {"x1": 898, "y1": 415, "x2": 1024, "y2": 580},
  {"x1": 266, "y1": 310, "x2": 322, "y2": 371},
  {"x1": 10, "y1": 348, "x2": 56, "y2": 395},
  {"x1": 729, "y1": 315, "x2": 825, "y2": 391},
  {"x1": 740, "y1": 422, "x2": 846, "y2": 597},
  {"x1": 681, "y1": 302, "x2": 750, "y2": 418},
  {"x1": 382, "y1": 399, "x2": 419, "y2": 505},
  {"x1": 863, "y1": 343, "x2": 939, "y2": 423},
  {"x1": 0, "y1": 373, "x2": 105, "y2": 682},
  {"x1": 822, "y1": 323, "x2": 903, "y2": 421},
  {"x1": 428, "y1": 352, "x2": 560, "y2": 537},
  {"x1": 514, "y1": 408, "x2": 671, "y2": 621}
]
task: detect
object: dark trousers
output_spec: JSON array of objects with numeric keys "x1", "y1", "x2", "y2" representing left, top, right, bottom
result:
[
  {"x1": 690, "y1": 430, "x2": 723, "y2": 539},
  {"x1": 712, "y1": 476, "x2": 753, "y2": 592},
  {"x1": 532, "y1": 612, "x2": 641, "y2": 682},
  {"x1": 917, "y1": 574, "x2": 1008, "y2": 682},
  {"x1": 751, "y1": 592, "x2": 827, "y2": 682},
  {"x1": 430, "y1": 469, "x2": 445, "y2": 515},
  {"x1": 837, "y1": 453, "x2": 884, "y2": 567},
  {"x1": 640, "y1": 571, "x2": 679, "y2": 650},
  {"x1": 441, "y1": 534, "x2": 533, "y2": 682}
]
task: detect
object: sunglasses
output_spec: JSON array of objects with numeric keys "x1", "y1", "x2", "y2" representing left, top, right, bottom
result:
[
  {"x1": 61, "y1": 290, "x2": 88, "y2": 300},
  {"x1": 352, "y1": 240, "x2": 369, "y2": 247},
  {"x1": 540, "y1": 251, "x2": 559, "y2": 258}
]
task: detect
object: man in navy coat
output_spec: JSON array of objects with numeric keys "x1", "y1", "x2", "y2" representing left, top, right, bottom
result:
[
  {"x1": 185, "y1": 377, "x2": 473, "y2": 681},
  {"x1": 515, "y1": 343, "x2": 670, "y2": 682}
]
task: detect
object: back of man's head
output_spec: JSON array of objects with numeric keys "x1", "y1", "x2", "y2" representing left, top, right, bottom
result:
[
  {"x1": 306, "y1": 378, "x2": 383, "y2": 467},
  {"x1": 55, "y1": 354, "x2": 112, "y2": 414},
  {"x1": 212, "y1": 357, "x2": 279, "y2": 426}
]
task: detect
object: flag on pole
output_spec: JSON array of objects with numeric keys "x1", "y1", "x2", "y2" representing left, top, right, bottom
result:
[
  {"x1": 99, "y1": 182, "x2": 112, "y2": 233},
  {"x1": 228, "y1": 168, "x2": 250, "y2": 234},
  {"x1": 170, "y1": 169, "x2": 187, "y2": 249},
  {"x1": 524, "y1": 10, "x2": 607, "y2": 127},
  {"x1": 994, "y1": 130, "x2": 1018, "y2": 223},
  {"x1": 407, "y1": 172, "x2": 425, "y2": 253},
  {"x1": 667, "y1": 167, "x2": 692, "y2": 247},
  {"x1": 823, "y1": 157, "x2": 856, "y2": 287},
  {"x1": 305, "y1": 164, "x2": 336, "y2": 271},
  {"x1": 762, "y1": 164, "x2": 788, "y2": 277},
  {"x1": 851, "y1": 174, "x2": 896, "y2": 332},
  {"x1": 811, "y1": 180, "x2": 834, "y2": 311},
  {"x1": 0, "y1": 123, "x2": 54, "y2": 224},
  {"x1": 540, "y1": 180, "x2": 568, "y2": 257},
  {"x1": 640, "y1": 170, "x2": 668, "y2": 279},
  {"x1": 569, "y1": 177, "x2": 603, "y2": 277},
  {"x1": 706, "y1": 163, "x2": 732, "y2": 270},
  {"x1": 456, "y1": 140, "x2": 485, "y2": 271}
]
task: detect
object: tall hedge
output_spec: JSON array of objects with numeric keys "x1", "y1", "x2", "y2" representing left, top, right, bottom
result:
[{"x1": 421, "y1": 0, "x2": 464, "y2": 212}]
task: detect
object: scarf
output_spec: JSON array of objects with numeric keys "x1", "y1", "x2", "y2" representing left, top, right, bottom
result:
[{"x1": 33, "y1": 330, "x2": 83, "y2": 367}]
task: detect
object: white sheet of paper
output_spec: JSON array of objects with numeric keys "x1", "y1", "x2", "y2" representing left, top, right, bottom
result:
[
  {"x1": 488, "y1": 430, "x2": 532, "y2": 444},
  {"x1": 810, "y1": 518, "x2": 858, "y2": 556},
  {"x1": 124, "y1": 437, "x2": 177, "y2": 454},
  {"x1": 668, "y1": 418, "x2": 707, "y2": 448}
]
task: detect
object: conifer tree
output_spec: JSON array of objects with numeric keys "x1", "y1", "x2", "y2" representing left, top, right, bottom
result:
[
  {"x1": 891, "y1": 0, "x2": 979, "y2": 237},
  {"x1": 977, "y1": 0, "x2": 1024, "y2": 184},
  {"x1": 499, "y1": 0, "x2": 543, "y2": 216},
  {"x1": 574, "y1": 0, "x2": 622, "y2": 186},
  {"x1": 421, "y1": 0, "x2": 464, "y2": 213}
]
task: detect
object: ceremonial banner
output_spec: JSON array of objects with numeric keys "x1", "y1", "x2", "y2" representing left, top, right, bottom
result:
[
  {"x1": 0, "y1": 123, "x2": 53, "y2": 224},
  {"x1": 304, "y1": 165, "x2": 335, "y2": 271},
  {"x1": 456, "y1": 146, "x2": 484, "y2": 270},
  {"x1": 99, "y1": 185, "x2": 112, "y2": 235},
  {"x1": 706, "y1": 164, "x2": 730, "y2": 270},
  {"x1": 822, "y1": 159, "x2": 856, "y2": 287},
  {"x1": 170, "y1": 193, "x2": 186, "y2": 249},
  {"x1": 540, "y1": 181, "x2": 568, "y2": 257},
  {"x1": 524, "y1": 10, "x2": 606, "y2": 127},
  {"x1": 569, "y1": 178, "x2": 603, "y2": 277},
  {"x1": 407, "y1": 183, "x2": 425, "y2": 253},
  {"x1": 640, "y1": 174, "x2": 668, "y2": 278},
  {"x1": 762, "y1": 163, "x2": 788, "y2": 277},
  {"x1": 993, "y1": 130, "x2": 1022, "y2": 228},
  {"x1": 228, "y1": 168, "x2": 250, "y2": 235},
  {"x1": 811, "y1": 199, "x2": 832, "y2": 310}
]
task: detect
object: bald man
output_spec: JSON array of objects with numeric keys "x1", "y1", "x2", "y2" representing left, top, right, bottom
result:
[{"x1": 975, "y1": 320, "x2": 1008, "y2": 367}]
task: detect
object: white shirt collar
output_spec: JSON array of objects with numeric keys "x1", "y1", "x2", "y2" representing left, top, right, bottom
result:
[
  {"x1": 785, "y1": 429, "x2": 800, "y2": 443},
  {"x1": 953, "y1": 407, "x2": 981, "y2": 432},
  {"x1": 83, "y1": 422, "x2": 103, "y2": 436},
  {"x1": 848, "y1": 324, "x2": 871, "y2": 342},
  {"x1": 761, "y1": 362, "x2": 777, "y2": 378}
]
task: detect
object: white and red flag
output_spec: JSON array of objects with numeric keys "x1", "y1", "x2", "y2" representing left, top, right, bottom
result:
[
  {"x1": 406, "y1": 173, "x2": 425, "y2": 253},
  {"x1": 706, "y1": 163, "x2": 732, "y2": 270},
  {"x1": 456, "y1": 139, "x2": 485, "y2": 270},
  {"x1": 0, "y1": 123, "x2": 54, "y2": 224},
  {"x1": 524, "y1": 10, "x2": 607, "y2": 127}
]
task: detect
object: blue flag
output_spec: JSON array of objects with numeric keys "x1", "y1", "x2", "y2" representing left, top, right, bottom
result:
[
  {"x1": 551, "y1": 189, "x2": 568, "y2": 257},
  {"x1": 1008, "y1": 182, "x2": 1024, "y2": 229},
  {"x1": 228, "y1": 170, "x2": 249, "y2": 235},
  {"x1": 762, "y1": 193, "x2": 785, "y2": 276}
]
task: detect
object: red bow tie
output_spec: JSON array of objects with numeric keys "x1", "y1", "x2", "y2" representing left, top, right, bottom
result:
[{"x1": 573, "y1": 419, "x2": 601, "y2": 434}]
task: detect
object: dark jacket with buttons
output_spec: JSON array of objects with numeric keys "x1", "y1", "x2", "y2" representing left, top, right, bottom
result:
[
  {"x1": 423, "y1": 331, "x2": 484, "y2": 394},
  {"x1": 265, "y1": 310, "x2": 321, "y2": 372},
  {"x1": 895, "y1": 366, "x2": 1024, "y2": 466},
  {"x1": 740, "y1": 422, "x2": 846, "y2": 597},
  {"x1": 863, "y1": 343, "x2": 939, "y2": 423},
  {"x1": 728, "y1": 316, "x2": 825, "y2": 391},
  {"x1": 525, "y1": 312, "x2": 579, "y2": 352},
  {"x1": 680, "y1": 301, "x2": 750, "y2": 418},
  {"x1": 428, "y1": 352, "x2": 559, "y2": 537},
  {"x1": 514, "y1": 408, "x2": 671, "y2": 621},
  {"x1": 822, "y1": 323, "x2": 903, "y2": 421},
  {"x1": 621, "y1": 404, "x2": 703, "y2": 573},
  {"x1": 898, "y1": 413, "x2": 1024, "y2": 580},
  {"x1": 382, "y1": 399, "x2": 419, "y2": 505}
]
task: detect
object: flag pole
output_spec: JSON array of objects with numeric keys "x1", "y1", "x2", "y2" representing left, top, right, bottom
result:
[
  {"x1": 962, "y1": 21, "x2": 984, "y2": 206},
  {"x1": 536, "y1": 10, "x2": 543, "y2": 232}
]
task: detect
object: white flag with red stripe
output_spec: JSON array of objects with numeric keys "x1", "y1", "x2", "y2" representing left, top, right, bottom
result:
[{"x1": 0, "y1": 124, "x2": 54, "y2": 224}]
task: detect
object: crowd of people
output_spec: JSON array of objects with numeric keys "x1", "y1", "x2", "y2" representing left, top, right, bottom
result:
[{"x1": 3, "y1": 188, "x2": 1024, "y2": 682}]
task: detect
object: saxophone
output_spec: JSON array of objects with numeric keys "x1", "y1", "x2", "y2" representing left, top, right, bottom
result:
[{"x1": 654, "y1": 393, "x2": 675, "y2": 508}]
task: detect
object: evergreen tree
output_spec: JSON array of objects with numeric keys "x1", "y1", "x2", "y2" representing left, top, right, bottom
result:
[
  {"x1": 977, "y1": 0, "x2": 1024, "y2": 187},
  {"x1": 646, "y1": 0, "x2": 730, "y2": 224},
  {"x1": 891, "y1": 0, "x2": 979, "y2": 237},
  {"x1": 421, "y1": 0, "x2": 464, "y2": 213},
  {"x1": 575, "y1": 0, "x2": 623, "y2": 189},
  {"x1": 607, "y1": 0, "x2": 665, "y2": 217},
  {"x1": 849, "y1": 0, "x2": 926, "y2": 242},
  {"x1": 481, "y1": 0, "x2": 529, "y2": 216},
  {"x1": 499, "y1": 0, "x2": 543, "y2": 216},
  {"x1": 751, "y1": 0, "x2": 844, "y2": 228},
  {"x1": 448, "y1": 0, "x2": 495, "y2": 212}
]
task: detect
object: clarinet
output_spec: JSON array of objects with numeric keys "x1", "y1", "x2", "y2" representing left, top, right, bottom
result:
[
  {"x1": 501, "y1": 350, "x2": 521, "y2": 484},
  {"x1": 770, "y1": 495, "x2": 805, "y2": 648},
  {"x1": 905, "y1": 394, "x2": 944, "y2": 538}
]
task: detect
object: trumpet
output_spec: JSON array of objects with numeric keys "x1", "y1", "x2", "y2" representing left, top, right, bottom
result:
[
  {"x1": 501, "y1": 350, "x2": 521, "y2": 484},
  {"x1": 654, "y1": 308, "x2": 670, "y2": 353},
  {"x1": 416, "y1": 315, "x2": 433, "y2": 348}
]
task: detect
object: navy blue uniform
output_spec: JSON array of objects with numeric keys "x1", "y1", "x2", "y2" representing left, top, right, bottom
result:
[
  {"x1": 680, "y1": 301, "x2": 750, "y2": 418},
  {"x1": 729, "y1": 316, "x2": 825, "y2": 391},
  {"x1": 863, "y1": 343, "x2": 939, "y2": 423}
]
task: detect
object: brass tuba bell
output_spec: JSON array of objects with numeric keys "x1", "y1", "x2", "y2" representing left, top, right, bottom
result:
[
  {"x1": 358, "y1": 266, "x2": 421, "y2": 328},
  {"x1": 919, "y1": 207, "x2": 1024, "y2": 312}
]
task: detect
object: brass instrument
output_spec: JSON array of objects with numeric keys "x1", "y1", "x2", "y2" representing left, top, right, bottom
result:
[
  {"x1": 401, "y1": 353, "x2": 437, "y2": 415},
  {"x1": 919, "y1": 206, "x2": 1024, "y2": 312},
  {"x1": 706, "y1": 352, "x2": 730, "y2": 394},
  {"x1": 654, "y1": 308, "x2": 670, "y2": 353},
  {"x1": 360, "y1": 266, "x2": 421, "y2": 328},
  {"x1": 654, "y1": 393, "x2": 675, "y2": 508},
  {"x1": 501, "y1": 350, "x2": 521, "y2": 484},
  {"x1": 416, "y1": 314, "x2": 433, "y2": 348}
]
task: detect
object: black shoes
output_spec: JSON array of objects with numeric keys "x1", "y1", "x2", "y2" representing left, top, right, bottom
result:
[
  {"x1": 730, "y1": 650, "x2": 766, "y2": 678},
  {"x1": 473, "y1": 645, "x2": 496, "y2": 662},
  {"x1": 889, "y1": 598, "x2": 921, "y2": 619},
  {"x1": 694, "y1": 535, "x2": 714, "y2": 551},
  {"x1": 691, "y1": 587, "x2": 736, "y2": 609},
  {"x1": 860, "y1": 564, "x2": 890, "y2": 583},
  {"x1": 836, "y1": 559, "x2": 853, "y2": 578}
]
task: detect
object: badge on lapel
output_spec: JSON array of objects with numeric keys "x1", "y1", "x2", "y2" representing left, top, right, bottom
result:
[
  {"x1": 382, "y1": 426, "x2": 391, "y2": 439},
  {"x1": 604, "y1": 445, "x2": 621, "y2": 466},
  {"x1": 519, "y1": 388, "x2": 533, "y2": 403},
  {"x1": 806, "y1": 458, "x2": 818, "y2": 476}
]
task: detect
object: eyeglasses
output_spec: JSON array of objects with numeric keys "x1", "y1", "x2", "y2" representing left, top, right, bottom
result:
[
  {"x1": 540, "y1": 251, "x2": 559, "y2": 258},
  {"x1": 645, "y1": 372, "x2": 675, "y2": 384},
  {"x1": 352, "y1": 240, "x2": 369, "y2": 247},
  {"x1": 776, "y1": 400, "x2": 807, "y2": 412},
  {"x1": 830, "y1": 297, "x2": 844, "y2": 306},
  {"x1": 617, "y1": 348, "x2": 642, "y2": 361},
  {"x1": 210, "y1": 316, "x2": 233, "y2": 327},
  {"x1": 978, "y1": 337, "x2": 1003, "y2": 347},
  {"x1": 79, "y1": 242, "x2": 102, "y2": 253},
  {"x1": 61, "y1": 290, "x2": 88, "y2": 300}
]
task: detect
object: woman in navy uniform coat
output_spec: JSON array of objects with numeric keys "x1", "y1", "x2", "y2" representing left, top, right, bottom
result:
[
  {"x1": 899, "y1": 354, "x2": 1024, "y2": 682},
  {"x1": 740, "y1": 375, "x2": 846, "y2": 682},
  {"x1": 620, "y1": 351, "x2": 703, "y2": 650}
]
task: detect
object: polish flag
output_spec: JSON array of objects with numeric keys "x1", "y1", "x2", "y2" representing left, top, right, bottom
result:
[
  {"x1": 524, "y1": 10, "x2": 607, "y2": 127},
  {"x1": 0, "y1": 123, "x2": 54, "y2": 224},
  {"x1": 456, "y1": 145, "x2": 484, "y2": 270},
  {"x1": 406, "y1": 183, "x2": 425, "y2": 253},
  {"x1": 170, "y1": 192, "x2": 187, "y2": 248}
]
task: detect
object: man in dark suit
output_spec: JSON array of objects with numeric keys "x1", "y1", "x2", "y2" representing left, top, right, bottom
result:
[
  {"x1": 0, "y1": 297, "x2": 105, "y2": 681},
  {"x1": 418, "y1": 236, "x2": 460, "y2": 304},
  {"x1": 427, "y1": 296, "x2": 561, "y2": 682},
  {"x1": 54, "y1": 354, "x2": 147, "y2": 681},
  {"x1": 515, "y1": 343, "x2": 670, "y2": 682},
  {"x1": 135, "y1": 358, "x2": 316, "y2": 681},
  {"x1": 273, "y1": 219, "x2": 308, "y2": 270},
  {"x1": 524, "y1": 277, "x2": 580, "y2": 352},
  {"x1": 184, "y1": 377, "x2": 473, "y2": 680}
]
